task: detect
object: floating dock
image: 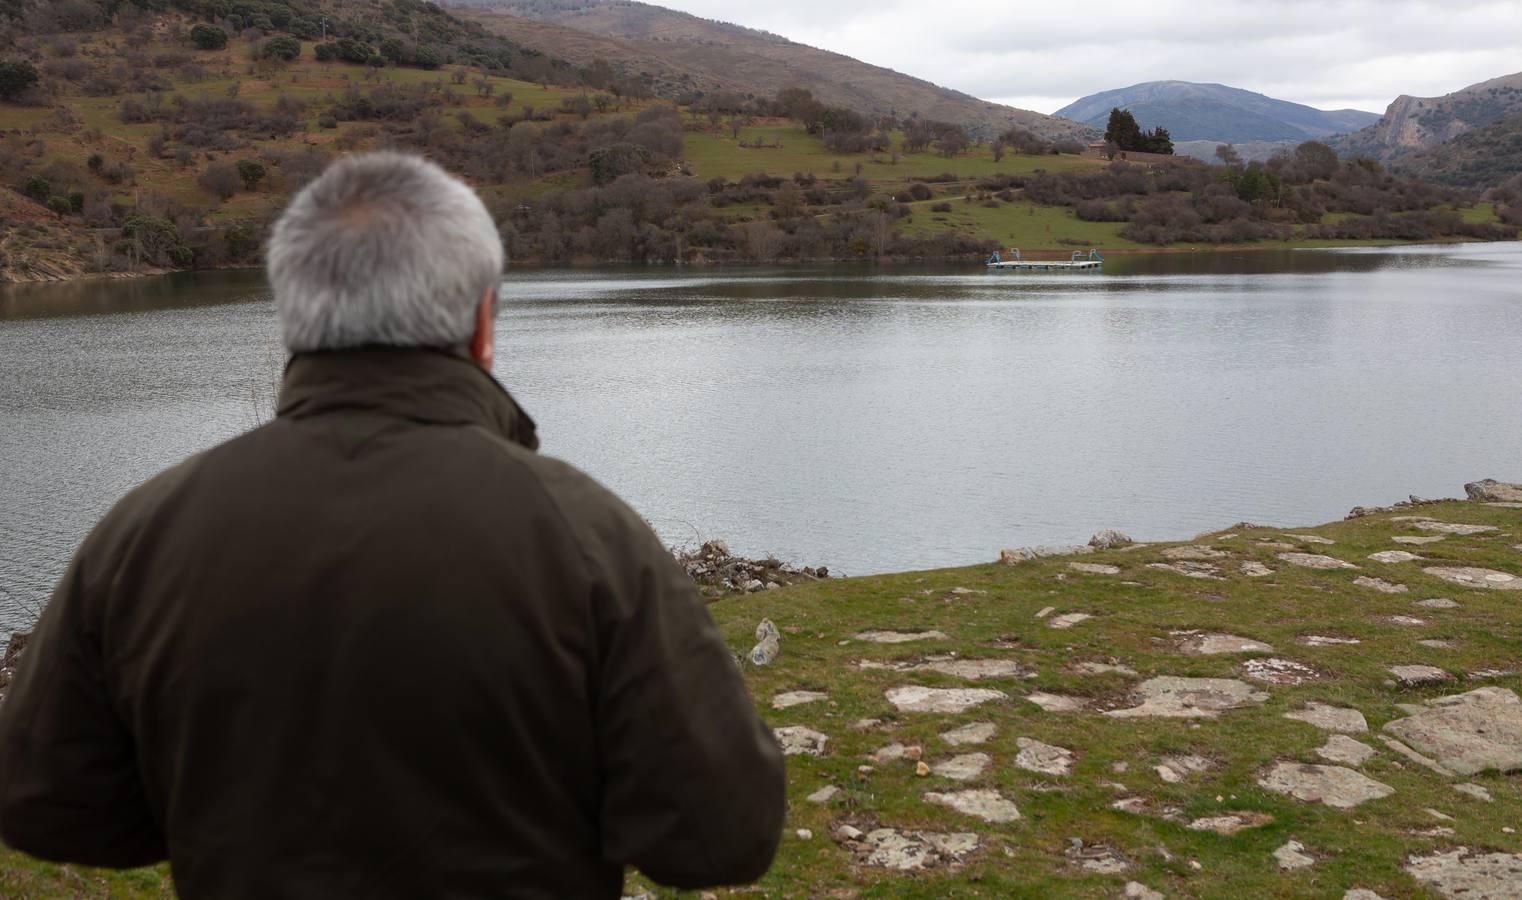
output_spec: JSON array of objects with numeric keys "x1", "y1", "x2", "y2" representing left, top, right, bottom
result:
[{"x1": 986, "y1": 248, "x2": 1103, "y2": 271}]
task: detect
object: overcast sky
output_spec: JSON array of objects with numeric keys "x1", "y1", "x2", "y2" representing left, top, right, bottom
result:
[{"x1": 648, "y1": 0, "x2": 1522, "y2": 114}]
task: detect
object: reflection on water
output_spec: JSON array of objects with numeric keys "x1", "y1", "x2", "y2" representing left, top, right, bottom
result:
[{"x1": 3, "y1": 244, "x2": 1521, "y2": 632}]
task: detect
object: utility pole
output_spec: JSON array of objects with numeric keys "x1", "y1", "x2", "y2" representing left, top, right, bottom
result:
[{"x1": 320, "y1": 16, "x2": 328, "y2": 39}]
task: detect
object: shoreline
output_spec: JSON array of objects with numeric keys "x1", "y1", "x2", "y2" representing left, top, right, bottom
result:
[{"x1": 3, "y1": 238, "x2": 1512, "y2": 288}]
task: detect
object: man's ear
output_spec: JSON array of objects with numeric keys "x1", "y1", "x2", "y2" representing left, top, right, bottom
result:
[{"x1": 468, "y1": 286, "x2": 495, "y2": 370}]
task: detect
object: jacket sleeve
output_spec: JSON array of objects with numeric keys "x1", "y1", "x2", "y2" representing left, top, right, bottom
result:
[
  {"x1": 0, "y1": 543, "x2": 166, "y2": 867},
  {"x1": 587, "y1": 502, "x2": 786, "y2": 889}
]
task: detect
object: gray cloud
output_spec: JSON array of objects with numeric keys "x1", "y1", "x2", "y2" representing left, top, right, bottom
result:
[{"x1": 659, "y1": 0, "x2": 1522, "y2": 113}]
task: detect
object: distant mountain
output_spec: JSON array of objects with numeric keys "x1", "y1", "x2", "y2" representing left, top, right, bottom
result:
[
  {"x1": 1055, "y1": 81, "x2": 1380, "y2": 144},
  {"x1": 442, "y1": 0, "x2": 1096, "y2": 141},
  {"x1": 1329, "y1": 72, "x2": 1522, "y2": 163}
]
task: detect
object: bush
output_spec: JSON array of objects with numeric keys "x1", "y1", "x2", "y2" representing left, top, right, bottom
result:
[
  {"x1": 0, "y1": 58, "x2": 40, "y2": 101},
  {"x1": 260, "y1": 36, "x2": 301, "y2": 62},
  {"x1": 22, "y1": 176, "x2": 50, "y2": 204},
  {"x1": 87, "y1": 153, "x2": 104, "y2": 173},
  {"x1": 317, "y1": 113, "x2": 337, "y2": 129},
  {"x1": 189, "y1": 25, "x2": 229, "y2": 51},
  {"x1": 908, "y1": 182, "x2": 932, "y2": 201},
  {"x1": 236, "y1": 159, "x2": 266, "y2": 190},
  {"x1": 198, "y1": 161, "x2": 241, "y2": 200},
  {"x1": 929, "y1": 201, "x2": 952, "y2": 213},
  {"x1": 413, "y1": 46, "x2": 442, "y2": 70},
  {"x1": 48, "y1": 196, "x2": 73, "y2": 216}
]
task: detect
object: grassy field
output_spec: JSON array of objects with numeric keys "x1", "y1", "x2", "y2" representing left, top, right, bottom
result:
[{"x1": 6, "y1": 497, "x2": 1519, "y2": 897}]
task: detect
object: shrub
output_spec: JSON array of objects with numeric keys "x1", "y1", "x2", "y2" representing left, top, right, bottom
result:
[
  {"x1": 87, "y1": 153, "x2": 104, "y2": 173},
  {"x1": 317, "y1": 113, "x2": 337, "y2": 129},
  {"x1": 189, "y1": 25, "x2": 229, "y2": 52},
  {"x1": 908, "y1": 182, "x2": 932, "y2": 201},
  {"x1": 260, "y1": 36, "x2": 301, "y2": 62},
  {"x1": 198, "y1": 161, "x2": 241, "y2": 200},
  {"x1": 929, "y1": 201, "x2": 952, "y2": 213},
  {"x1": 235, "y1": 159, "x2": 266, "y2": 190},
  {"x1": 22, "y1": 175, "x2": 50, "y2": 204},
  {"x1": 0, "y1": 58, "x2": 40, "y2": 101},
  {"x1": 120, "y1": 214, "x2": 192, "y2": 267},
  {"x1": 413, "y1": 46, "x2": 442, "y2": 70},
  {"x1": 48, "y1": 196, "x2": 73, "y2": 216}
]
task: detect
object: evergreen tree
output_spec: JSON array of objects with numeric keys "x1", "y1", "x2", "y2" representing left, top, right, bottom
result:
[{"x1": 1104, "y1": 108, "x2": 1143, "y2": 150}]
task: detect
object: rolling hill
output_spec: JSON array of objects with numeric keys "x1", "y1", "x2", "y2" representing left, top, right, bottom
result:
[
  {"x1": 1054, "y1": 81, "x2": 1379, "y2": 144},
  {"x1": 1329, "y1": 71, "x2": 1522, "y2": 185},
  {"x1": 441, "y1": 0, "x2": 1095, "y2": 141}
]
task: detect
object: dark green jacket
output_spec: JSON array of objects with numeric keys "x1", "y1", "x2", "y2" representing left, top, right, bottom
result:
[{"x1": 0, "y1": 348, "x2": 785, "y2": 898}]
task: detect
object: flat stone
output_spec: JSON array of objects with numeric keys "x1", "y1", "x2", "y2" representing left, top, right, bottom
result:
[
  {"x1": 1047, "y1": 612, "x2": 1093, "y2": 630},
  {"x1": 1175, "y1": 630, "x2": 1273, "y2": 655},
  {"x1": 940, "y1": 721, "x2": 996, "y2": 745},
  {"x1": 1453, "y1": 783, "x2": 1493, "y2": 802},
  {"x1": 1423, "y1": 567, "x2": 1522, "y2": 590},
  {"x1": 858, "y1": 828, "x2": 980, "y2": 871},
  {"x1": 1074, "y1": 660, "x2": 1138, "y2": 676},
  {"x1": 923, "y1": 788, "x2": 1020, "y2": 823},
  {"x1": 772, "y1": 690, "x2": 828, "y2": 709},
  {"x1": 1240, "y1": 561, "x2": 1273, "y2": 577},
  {"x1": 1286, "y1": 534, "x2": 1336, "y2": 545},
  {"x1": 1146, "y1": 561, "x2": 1222, "y2": 579},
  {"x1": 1188, "y1": 811, "x2": 1273, "y2": 835},
  {"x1": 931, "y1": 752, "x2": 991, "y2": 781},
  {"x1": 1407, "y1": 848, "x2": 1522, "y2": 898},
  {"x1": 1370, "y1": 550, "x2": 1425, "y2": 563},
  {"x1": 1123, "y1": 883, "x2": 1163, "y2": 900},
  {"x1": 1414, "y1": 521, "x2": 1499, "y2": 535},
  {"x1": 1258, "y1": 762, "x2": 1394, "y2": 809},
  {"x1": 1026, "y1": 691, "x2": 1088, "y2": 712},
  {"x1": 1155, "y1": 754, "x2": 1212, "y2": 783},
  {"x1": 855, "y1": 629, "x2": 950, "y2": 643},
  {"x1": 1384, "y1": 687, "x2": 1522, "y2": 775},
  {"x1": 916, "y1": 658, "x2": 1031, "y2": 681},
  {"x1": 1069, "y1": 562, "x2": 1122, "y2": 575},
  {"x1": 1240, "y1": 657, "x2": 1320, "y2": 685},
  {"x1": 1344, "y1": 890, "x2": 1388, "y2": 900},
  {"x1": 1035, "y1": 606, "x2": 1055, "y2": 618},
  {"x1": 1378, "y1": 736, "x2": 1453, "y2": 775},
  {"x1": 1316, "y1": 735, "x2": 1376, "y2": 765},
  {"x1": 1106, "y1": 676, "x2": 1269, "y2": 718},
  {"x1": 885, "y1": 685, "x2": 1007, "y2": 713},
  {"x1": 1301, "y1": 635, "x2": 1362, "y2": 647},
  {"x1": 1256, "y1": 541, "x2": 1299, "y2": 550},
  {"x1": 1415, "y1": 597, "x2": 1459, "y2": 609},
  {"x1": 1418, "y1": 639, "x2": 1457, "y2": 649},
  {"x1": 1064, "y1": 842, "x2": 1130, "y2": 873},
  {"x1": 1394, "y1": 535, "x2": 1445, "y2": 545},
  {"x1": 1162, "y1": 544, "x2": 1228, "y2": 560},
  {"x1": 1285, "y1": 702, "x2": 1369, "y2": 733},
  {"x1": 1277, "y1": 552, "x2": 1358, "y2": 570},
  {"x1": 1275, "y1": 840, "x2": 1315, "y2": 870},
  {"x1": 1354, "y1": 576, "x2": 1408, "y2": 593},
  {"x1": 774, "y1": 726, "x2": 828, "y2": 756},
  {"x1": 869, "y1": 743, "x2": 911, "y2": 763},
  {"x1": 1015, "y1": 737, "x2": 1075, "y2": 776},
  {"x1": 806, "y1": 785, "x2": 840, "y2": 803},
  {"x1": 1384, "y1": 615, "x2": 1427, "y2": 626},
  {"x1": 1389, "y1": 665, "x2": 1455, "y2": 686}
]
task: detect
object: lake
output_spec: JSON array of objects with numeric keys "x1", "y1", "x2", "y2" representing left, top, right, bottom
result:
[{"x1": 3, "y1": 244, "x2": 1521, "y2": 633}]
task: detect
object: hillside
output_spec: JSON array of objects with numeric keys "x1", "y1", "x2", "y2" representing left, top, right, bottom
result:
[
  {"x1": 443, "y1": 0, "x2": 1095, "y2": 141},
  {"x1": 7, "y1": 487, "x2": 1522, "y2": 896},
  {"x1": 1054, "y1": 81, "x2": 1380, "y2": 144},
  {"x1": 1391, "y1": 111, "x2": 1522, "y2": 190},
  {"x1": 1331, "y1": 71, "x2": 1522, "y2": 167}
]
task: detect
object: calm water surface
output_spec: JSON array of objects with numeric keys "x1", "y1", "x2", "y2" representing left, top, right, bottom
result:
[{"x1": 4, "y1": 245, "x2": 1521, "y2": 632}]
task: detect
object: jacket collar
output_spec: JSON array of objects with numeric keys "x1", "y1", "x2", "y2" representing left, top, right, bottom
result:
[{"x1": 276, "y1": 347, "x2": 539, "y2": 451}]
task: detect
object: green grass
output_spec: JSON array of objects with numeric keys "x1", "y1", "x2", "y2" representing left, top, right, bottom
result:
[
  {"x1": 5, "y1": 502, "x2": 1519, "y2": 896},
  {"x1": 897, "y1": 196, "x2": 1125, "y2": 251},
  {"x1": 640, "y1": 499, "x2": 1519, "y2": 897}
]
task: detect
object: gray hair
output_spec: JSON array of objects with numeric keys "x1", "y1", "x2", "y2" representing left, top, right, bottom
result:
[{"x1": 267, "y1": 152, "x2": 504, "y2": 353}]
